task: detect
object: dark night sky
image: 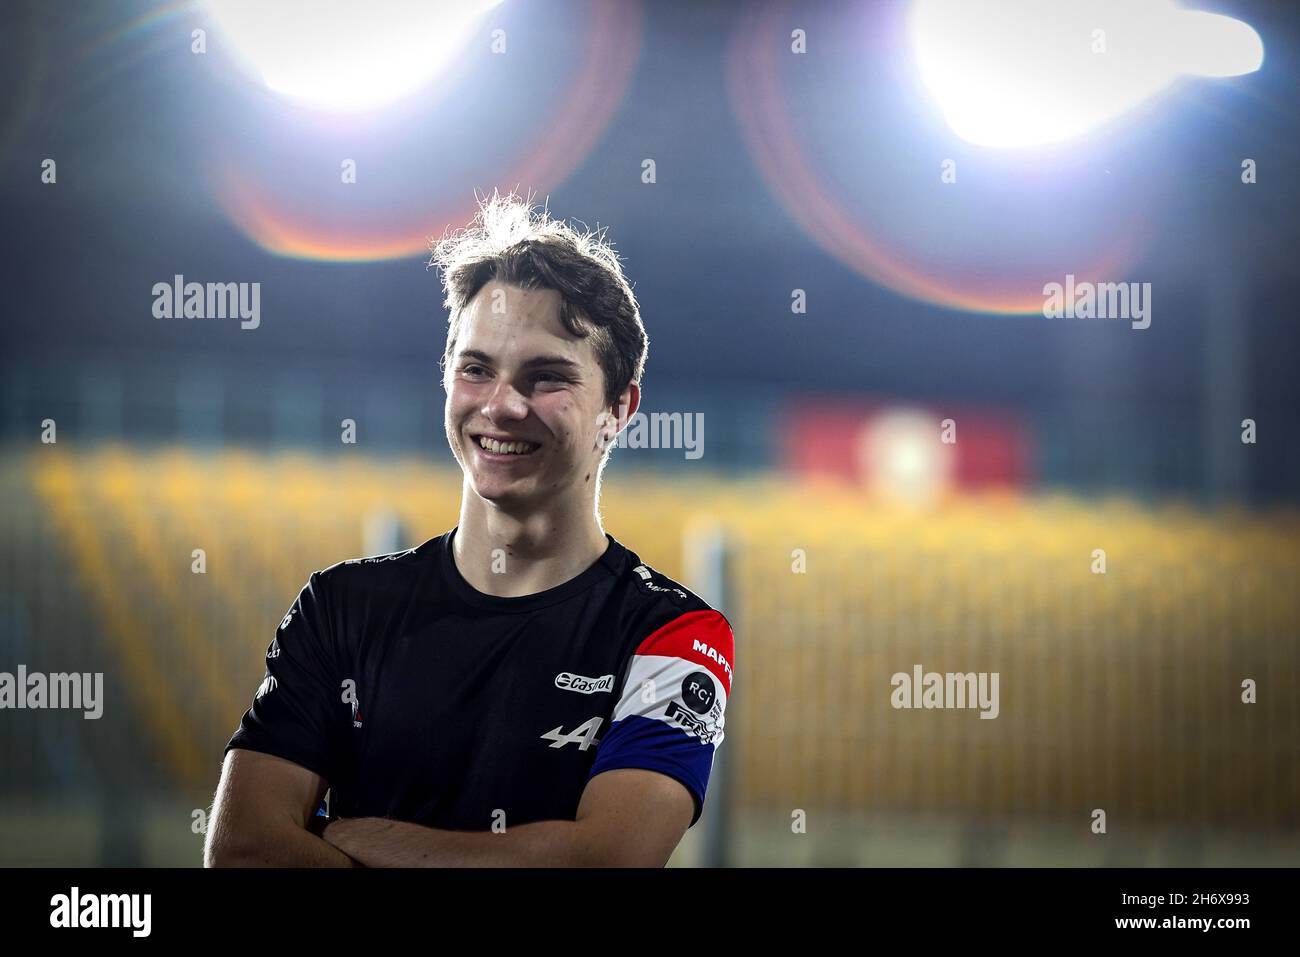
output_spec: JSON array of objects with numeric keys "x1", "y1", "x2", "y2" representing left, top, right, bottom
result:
[{"x1": 1, "y1": 0, "x2": 1297, "y2": 419}]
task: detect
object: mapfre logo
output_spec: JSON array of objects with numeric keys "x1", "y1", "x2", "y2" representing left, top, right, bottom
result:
[
  {"x1": 691, "y1": 639, "x2": 732, "y2": 680},
  {"x1": 554, "y1": 672, "x2": 615, "y2": 695}
]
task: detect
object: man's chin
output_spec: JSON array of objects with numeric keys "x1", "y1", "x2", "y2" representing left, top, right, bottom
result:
[{"x1": 469, "y1": 479, "x2": 537, "y2": 509}]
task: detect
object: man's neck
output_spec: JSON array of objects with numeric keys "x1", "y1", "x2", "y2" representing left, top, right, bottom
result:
[{"x1": 452, "y1": 488, "x2": 609, "y2": 598}]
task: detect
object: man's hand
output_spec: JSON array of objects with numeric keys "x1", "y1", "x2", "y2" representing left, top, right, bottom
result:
[{"x1": 317, "y1": 768, "x2": 694, "y2": 867}]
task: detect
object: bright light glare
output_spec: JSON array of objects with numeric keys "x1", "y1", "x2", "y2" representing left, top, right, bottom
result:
[
  {"x1": 1172, "y1": 11, "x2": 1265, "y2": 77},
  {"x1": 857, "y1": 409, "x2": 955, "y2": 507},
  {"x1": 205, "y1": 0, "x2": 503, "y2": 113},
  {"x1": 911, "y1": 0, "x2": 1263, "y2": 148}
]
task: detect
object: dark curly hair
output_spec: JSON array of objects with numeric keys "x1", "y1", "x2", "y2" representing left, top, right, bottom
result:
[{"x1": 429, "y1": 189, "x2": 648, "y2": 410}]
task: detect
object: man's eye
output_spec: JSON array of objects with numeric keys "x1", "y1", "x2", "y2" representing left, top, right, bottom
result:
[{"x1": 462, "y1": 365, "x2": 487, "y2": 377}]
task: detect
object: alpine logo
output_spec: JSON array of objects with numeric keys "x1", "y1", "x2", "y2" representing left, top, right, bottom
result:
[
  {"x1": 541, "y1": 716, "x2": 603, "y2": 750},
  {"x1": 554, "y1": 672, "x2": 615, "y2": 695}
]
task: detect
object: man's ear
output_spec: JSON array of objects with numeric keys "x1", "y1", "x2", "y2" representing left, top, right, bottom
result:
[
  {"x1": 613, "y1": 383, "x2": 640, "y2": 430},
  {"x1": 596, "y1": 383, "x2": 639, "y2": 452}
]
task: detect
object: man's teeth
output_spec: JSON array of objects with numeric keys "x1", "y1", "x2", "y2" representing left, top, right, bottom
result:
[{"x1": 478, "y1": 436, "x2": 539, "y2": 455}]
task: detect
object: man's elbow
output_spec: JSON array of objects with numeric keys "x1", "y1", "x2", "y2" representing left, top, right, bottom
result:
[
  {"x1": 203, "y1": 831, "x2": 247, "y2": 867},
  {"x1": 589, "y1": 844, "x2": 675, "y2": 868},
  {"x1": 203, "y1": 820, "x2": 267, "y2": 867},
  {"x1": 204, "y1": 848, "x2": 244, "y2": 868},
  {"x1": 574, "y1": 825, "x2": 678, "y2": 868}
]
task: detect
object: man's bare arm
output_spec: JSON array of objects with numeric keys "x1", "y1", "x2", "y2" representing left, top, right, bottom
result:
[
  {"x1": 204, "y1": 748, "x2": 359, "y2": 867},
  {"x1": 319, "y1": 767, "x2": 694, "y2": 867}
]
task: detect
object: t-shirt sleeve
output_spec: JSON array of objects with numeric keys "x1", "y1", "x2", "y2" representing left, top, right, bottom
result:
[
  {"x1": 586, "y1": 609, "x2": 735, "y2": 828},
  {"x1": 224, "y1": 570, "x2": 344, "y2": 784}
]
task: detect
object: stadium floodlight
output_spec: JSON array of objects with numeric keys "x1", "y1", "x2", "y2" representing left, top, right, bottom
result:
[
  {"x1": 857, "y1": 408, "x2": 956, "y2": 507},
  {"x1": 910, "y1": 0, "x2": 1264, "y2": 148},
  {"x1": 204, "y1": 0, "x2": 504, "y2": 113}
]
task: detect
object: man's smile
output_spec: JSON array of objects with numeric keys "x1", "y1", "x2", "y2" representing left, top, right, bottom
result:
[{"x1": 470, "y1": 432, "x2": 542, "y2": 459}]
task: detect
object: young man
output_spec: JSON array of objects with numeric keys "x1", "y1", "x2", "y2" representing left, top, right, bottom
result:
[{"x1": 204, "y1": 192, "x2": 735, "y2": 867}]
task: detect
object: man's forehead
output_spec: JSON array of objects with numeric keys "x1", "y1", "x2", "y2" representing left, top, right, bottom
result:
[{"x1": 454, "y1": 282, "x2": 591, "y2": 360}]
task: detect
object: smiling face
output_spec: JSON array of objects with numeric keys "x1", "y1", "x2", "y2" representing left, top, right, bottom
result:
[{"x1": 443, "y1": 280, "x2": 636, "y2": 513}]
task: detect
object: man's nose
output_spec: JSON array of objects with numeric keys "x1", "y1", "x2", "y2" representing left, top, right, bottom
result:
[{"x1": 482, "y1": 376, "x2": 529, "y2": 421}]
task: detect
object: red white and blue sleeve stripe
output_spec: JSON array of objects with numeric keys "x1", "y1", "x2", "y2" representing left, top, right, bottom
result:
[{"x1": 587, "y1": 609, "x2": 734, "y2": 827}]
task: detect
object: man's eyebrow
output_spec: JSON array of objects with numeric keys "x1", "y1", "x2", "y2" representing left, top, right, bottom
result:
[{"x1": 456, "y1": 349, "x2": 582, "y2": 371}]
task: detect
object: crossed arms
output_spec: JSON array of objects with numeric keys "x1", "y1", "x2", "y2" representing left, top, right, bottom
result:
[{"x1": 203, "y1": 748, "x2": 694, "y2": 868}]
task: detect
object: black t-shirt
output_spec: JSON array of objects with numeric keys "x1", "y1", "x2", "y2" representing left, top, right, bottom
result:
[{"x1": 224, "y1": 528, "x2": 736, "y2": 830}]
